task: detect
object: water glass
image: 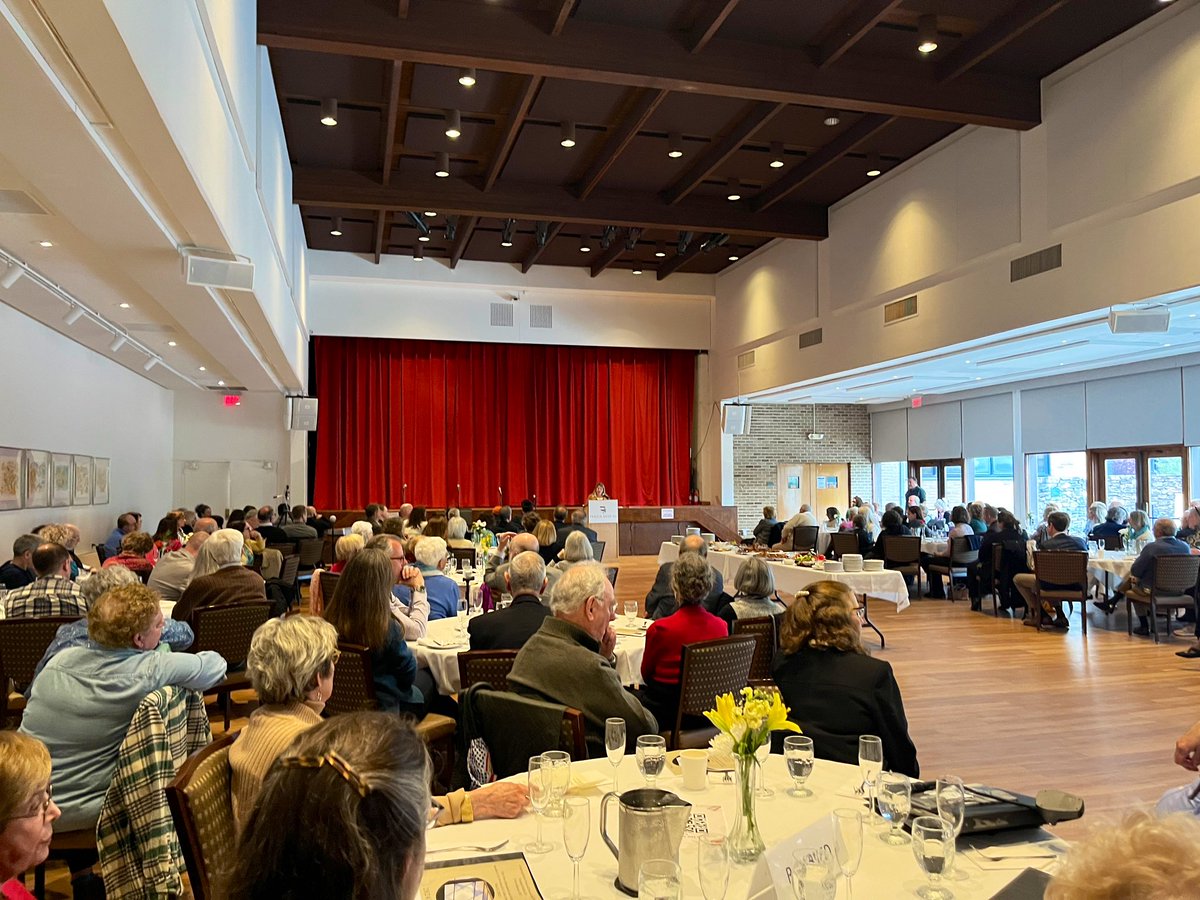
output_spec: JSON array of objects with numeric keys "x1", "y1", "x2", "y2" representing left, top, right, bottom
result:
[
  {"x1": 911, "y1": 815, "x2": 955, "y2": 899},
  {"x1": 542, "y1": 749, "x2": 571, "y2": 817},
  {"x1": 790, "y1": 849, "x2": 838, "y2": 900},
  {"x1": 877, "y1": 772, "x2": 912, "y2": 845},
  {"x1": 783, "y1": 735, "x2": 815, "y2": 798},
  {"x1": 469, "y1": 591, "x2": 484, "y2": 616},
  {"x1": 832, "y1": 808, "x2": 864, "y2": 900},
  {"x1": 446, "y1": 557, "x2": 457, "y2": 575},
  {"x1": 605, "y1": 717, "x2": 626, "y2": 793},
  {"x1": 526, "y1": 755, "x2": 553, "y2": 853},
  {"x1": 935, "y1": 775, "x2": 967, "y2": 881},
  {"x1": 456, "y1": 597, "x2": 468, "y2": 639},
  {"x1": 697, "y1": 836, "x2": 729, "y2": 900},
  {"x1": 498, "y1": 592, "x2": 513, "y2": 610},
  {"x1": 754, "y1": 740, "x2": 774, "y2": 798},
  {"x1": 636, "y1": 735, "x2": 666, "y2": 786},
  {"x1": 562, "y1": 796, "x2": 590, "y2": 900},
  {"x1": 638, "y1": 859, "x2": 681, "y2": 900},
  {"x1": 623, "y1": 600, "x2": 638, "y2": 622},
  {"x1": 858, "y1": 735, "x2": 883, "y2": 825}
]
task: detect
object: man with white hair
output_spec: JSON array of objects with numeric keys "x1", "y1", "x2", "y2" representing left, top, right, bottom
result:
[
  {"x1": 194, "y1": 516, "x2": 219, "y2": 535},
  {"x1": 147, "y1": 530, "x2": 210, "y2": 602},
  {"x1": 644, "y1": 534, "x2": 724, "y2": 619},
  {"x1": 484, "y1": 532, "x2": 562, "y2": 597},
  {"x1": 397, "y1": 503, "x2": 413, "y2": 528},
  {"x1": 394, "y1": 536, "x2": 459, "y2": 620},
  {"x1": 776, "y1": 504, "x2": 817, "y2": 549},
  {"x1": 173, "y1": 528, "x2": 268, "y2": 624},
  {"x1": 1112, "y1": 517, "x2": 1193, "y2": 637},
  {"x1": 468, "y1": 551, "x2": 552, "y2": 650},
  {"x1": 509, "y1": 562, "x2": 657, "y2": 756}
]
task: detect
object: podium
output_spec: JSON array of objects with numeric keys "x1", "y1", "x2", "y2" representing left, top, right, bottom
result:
[{"x1": 587, "y1": 499, "x2": 619, "y2": 563}]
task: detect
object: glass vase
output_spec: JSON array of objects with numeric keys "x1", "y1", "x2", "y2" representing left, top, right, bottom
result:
[{"x1": 728, "y1": 752, "x2": 765, "y2": 862}]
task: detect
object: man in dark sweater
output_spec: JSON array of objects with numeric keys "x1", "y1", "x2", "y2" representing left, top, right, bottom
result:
[
  {"x1": 644, "y1": 535, "x2": 725, "y2": 618},
  {"x1": 1012, "y1": 511, "x2": 1086, "y2": 629},
  {"x1": 0, "y1": 533, "x2": 39, "y2": 590},
  {"x1": 468, "y1": 551, "x2": 551, "y2": 650},
  {"x1": 174, "y1": 529, "x2": 272, "y2": 622},
  {"x1": 256, "y1": 506, "x2": 290, "y2": 545}
]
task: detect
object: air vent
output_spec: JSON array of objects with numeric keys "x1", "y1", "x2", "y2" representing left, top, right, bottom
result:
[
  {"x1": 529, "y1": 304, "x2": 553, "y2": 329},
  {"x1": 205, "y1": 385, "x2": 247, "y2": 392},
  {"x1": 489, "y1": 302, "x2": 514, "y2": 327},
  {"x1": 737, "y1": 350, "x2": 756, "y2": 369},
  {"x1": 883, "y1": 295, "x2": 918, "y2": 324},
  {"x1": 798, "y1": 328, "x2": 823, "y2": 349},
  {"x1": 1010, "y1": 244, "x2": 1062, "y2": 282},
  {"x1": 0, "y1": 190, "x2": 48, "y2": 215}
]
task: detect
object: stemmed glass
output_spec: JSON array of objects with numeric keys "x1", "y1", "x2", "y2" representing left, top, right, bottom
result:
[
  {"x1": 605, "y1": 717, "x2": 626, "y2": 793},
  {"x1": 623, "y1": 601, "x2": 638, "y2": 623},
  {"x1": 832, "y1": 808, "x2": 864, "y2": 900},
  {"x1": 636, "y1": 735, "x2": 666, "y2": 786},
  {"x1": 563, "y1": 796, "x2": 590, "y2": 900},
  {"x1": 697, "y1": 836, "x2": 729, "y2": 899},
  {"x1": 936, "y1": 775, "x2": 967, "y2": 882},
  {"x1": 526, "y1": 755, "x2": 554, "y2": 853},
  {"x1": 858, "y1": 735, "x2": 883, "y2": 826},
  {"x1": 542, "y1": 749, "x2": 571, "y2": 818},
  {"x1": 911, "y1": 815, "x2": 955, "y2": 899},
  {"x1": 783, "y1": 735, "x2": 814, "y2": 797},
  {"x1": 456, "y1": 596, "x2": 468, "y2": 641},
  {"x1": 790, "y1": 850, "x2": 838, "y2": 900},
  {"x1": 754, "y1": 740, "x2": 774, "y2": 798},
  {"x1": 877, "y1": 772, "x2": 912, "y2": 845}
]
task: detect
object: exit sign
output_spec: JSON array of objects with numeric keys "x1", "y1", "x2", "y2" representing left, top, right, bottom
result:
[{"x1": 911, "y1": 396, "x2": 923, "y2": 408}]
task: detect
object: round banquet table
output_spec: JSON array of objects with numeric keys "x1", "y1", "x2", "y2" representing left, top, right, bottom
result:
[
  {"x1": 1085, "y1": 550, "x2": 1133, "y2": 581},
  {"x1": 423, "y1": 755, "x2": 1037, "y2": 898}
]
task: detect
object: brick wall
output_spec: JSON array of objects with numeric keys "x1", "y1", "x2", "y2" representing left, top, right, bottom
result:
[{"x1": 732, "y1": 404, "x2": 872, "y2": 531}]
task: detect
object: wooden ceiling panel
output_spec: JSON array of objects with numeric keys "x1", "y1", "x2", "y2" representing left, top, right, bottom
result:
[
  {"x1": 644, "y1": 92, "x2": 755, "y2": 137},
  {"x1": 403, "y1": 113, "x2": 492, "y2": 160},
  {"x1": 285, "y1": 105, "x2": 383, "y2": 170},
  {"x1": 501, "y1": 122, "x2": 608, "y2": 183},
  {"x1": 572, "y1": 0, "x2": 691, "y2": 32},
  {"x1": 530, "y1": 78, "x2": 631, "y2": 127},
  {"x1": 267, "y1": 48, "x2": 389, "y2": 105},
  {"x1": 593, "y1": 133, "x2": 696, "y2": 193},
  {"x1": 708, "y1": 0, "x2": 830, "y2": 48},
  {"x1": 408, "y1": 63, "x2": 510, "y2": 111}
]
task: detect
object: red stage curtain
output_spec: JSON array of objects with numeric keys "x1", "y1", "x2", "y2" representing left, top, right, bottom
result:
[{"x1": 312, "y1": 336, "x2": 696, "y2": 509}]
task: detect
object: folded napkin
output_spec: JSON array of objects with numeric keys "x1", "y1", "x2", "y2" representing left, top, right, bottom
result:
[{"x1": 418, "y1": 636, "x2": 467, "y2": 649}]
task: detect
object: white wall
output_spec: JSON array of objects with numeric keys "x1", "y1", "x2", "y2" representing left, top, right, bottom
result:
[{"x1": 0, "y1": 303, "x2": 173, "y2": 547}]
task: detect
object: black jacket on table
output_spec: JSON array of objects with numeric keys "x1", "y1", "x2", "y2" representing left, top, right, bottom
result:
[
  {"x1": 468, "y1": 595, "x2": 552, "y2": 651},
  {"x1": 644, "y1": 561, "x2": 724, "y2": 619},
  {"x1": 771, "y1": 647, "x2": 919, "y2": 778}
]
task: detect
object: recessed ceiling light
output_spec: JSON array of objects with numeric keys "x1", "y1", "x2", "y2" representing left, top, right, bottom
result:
[
  {"x1": 434, "y1": 152, "x2": 450, "y2": 178},
  {"x1": 725, "y1": 178, "x2": 742, "y2": 202},
  {"x1": 654, "y1": 245, "x2": 666, "y2": 258},
  {"x1": 424, "y1": 211, "x2": 437, "y2": 217},
  {"x1": 458, "y1": 68, "x2": 477, "y2": 87},
  {"x1": 631, "y1": 268, "x2": 643, "y2": 275},
  {"x1": 823, "y1": 110, "x2": 841, "y2": 127},
  {"x1": 37, "y1": 240, "x2": 53, "y2": 247},
  {"x1": 769, "y1": 142, "x2": 784, "y2": 168},
  {"x1": 560, "y1": 121, "x2": 576, "y2": 148},
  {"x1": 445, "y1": 109, "x2": 462, "y2": 140},
  {"x1": 167, "y1": 341, "x2": 177, "y2": 347},
  {"x1": 217, "y1": 380, "x2": 225, "y2": 386},
  {"x1": 320, "y1": 97, "x2": 338, "y2": 127},
  {"x1": 119, "y1": 302, "x2": 131, "y2": 309},
  {"x1": 199, "y1": 366, "x2": 206, "y2": 371},
  {"x1": 917, "y1": 14, "x2": 939, "y2": 54},
  {"x1": 667, "y1": 132, "x2": 684, "y2": 159},
  {"x1": 413, "y1": 245, "x2": 424, "y2": 261},
  {"x1": 579, "y1": 239, "x2": 591, "y2": 253},
  {"x1": 728, "y1": 254, "x2": 740, "y2": 261}
]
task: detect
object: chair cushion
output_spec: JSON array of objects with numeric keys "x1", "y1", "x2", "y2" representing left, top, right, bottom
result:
[{"x1": 415, "y1": 713, "x2": 457, "y2": 743}]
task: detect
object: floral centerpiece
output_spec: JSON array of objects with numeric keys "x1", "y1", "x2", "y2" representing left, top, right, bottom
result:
[
  {"x1": 704, "y1": 688, "x2": 801, "y2": 861},
  {"x1": 470, "y1": 520, "x2": 495, "y2": 553}
]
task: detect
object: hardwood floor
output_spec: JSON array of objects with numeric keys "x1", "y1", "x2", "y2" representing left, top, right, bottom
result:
[{"x1": 29, "y1": 555, "x2": 1197, "y2": 895}]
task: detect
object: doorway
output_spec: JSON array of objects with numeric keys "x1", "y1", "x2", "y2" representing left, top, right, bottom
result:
[
  {"x1": 908, "y1": 459, "x2": 965, "y2": 507},
  {"x1": 776, "y1": 463, "x2": 850, "y2": 522},
  {"x1": 1090, "y1": 446, "x2": 1188, "y2": 520}
]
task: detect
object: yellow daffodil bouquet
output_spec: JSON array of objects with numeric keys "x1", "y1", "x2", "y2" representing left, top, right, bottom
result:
[{"x1": 703, "y1": 687, "x2": 800, "y2": 758}]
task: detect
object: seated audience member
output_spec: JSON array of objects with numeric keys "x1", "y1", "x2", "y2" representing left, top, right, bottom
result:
[
  {"x1": 714, "y1": 555, "x2": 785, "y2": 632},
  {"x1": 645, "y1": 534, "x2": 725, "y2": 618},
  {"x1": 520, "y1": 511, "x2": 540, "y2": 535},
  {"x1": 194, "y1": 503, "x2": 213, "y2": 520},
  {"x1": 102, "y1": 531, "x2": 156, "y2": 577},
  {"x1": 532, "y1": 519, "x2": 559, "y2": 564},
  {"x1": 847, "y1": 514, "x2": 875, "y2": 555},
  {"x1": 904, "y1": 504, "x2": 928, "y2": 536},
  {"x1": 1030, "y1": 503, "x2": 1059, "y2": 545},
  {"x1": 329, "y1": 534, "x2": 363, "y2": 574},
  {"x1": 554, "y1": 531, "x2": 595, "y2": 572},
  {"x1": 395, "y1": 503, "x2": 412, "y2": 529},
  {"x1": 0, "y1": 732, "x2": 62, "y2": 900},
  {"x1": 446, "y1": 515, "x2": 474, "y2": 550},
  {"x1": 1088, "y1": 505, "x2": 1126, "y2": 545},
  {"x1": 350, "y1": 519, "x2": 376, "y2": 545},
  {"x1": 920, "y1": 505, "x2": 974, "y2": 599},
  {"x1": 775, "y1": 504, "x2": 817, "y2": 549},
  {"x1": 1122, "y1": 509, "x2": 1152, "y2": 550},
  {"x1": 323, "y1": 549, "x2": 431, "y2": 718},
  {"x1": 306, "y1": 506, "x2": 334, "y2": 538},
  {"x1": 1044, "y1": 812, "x2": 1200, "y2": 900},
  {"x1": 552, "y1": 505, "x2": 568, "y2": 535},
  {"x1": 150, "y1": 515, "x2": 183, "y2": 560},
  {"x1": 255, "y1": 505, "x2": 289, "y2": 545},
  {"x1": 4, "y1": 543, "x2": 87, "y2": 619},
  {"x1": 821, "y1": 507, "x2": 842, "y2": 532},
  {"x1": 365, "y1": 535, "x2": 430, "y2": 639},
  {"x1": 752, "y1": 506, "x2": 778, "y2": 546},
  {"x1": 20, "y1": 584, "x2": 226, "y2": 834},
  {"x1": 282, "y1": 505, "x2": 318, "y2": 541},
  {"x1": 982, "y1": 504, "x2": 999, "y2": 532},
  {"x1": 396, "y1": 537, "x2": 458, "y2": 621},
  {"x1": 556, "y1": 508, "x2": 598, "y2": 545},
  {"x1": 640, "y1": 554, "x2": 729, "y2": 726},
  {"x1": 491, "y1": 505, "x2": 516, "y2": 535},
  {"x1": 1104, "y1": 518, "x2": 1193, "y2": 635},
  {"x1": 509, "y1": 562, "x2": 658, "y2": 755},
  {"x1": 39, "y1": 524, "x2": 83, "y2": 580},
  {"x1": 1084, "y1": 501, "x2": 1108, "y2": 537},
  {"x1": 103, "y1": 513, "x2": 137, "y2": 556},
  {"x1": 1013, "y1": 510, "x2": 1087, "y2": 629},
  {"x1": 772, "y1": 580, "x2": 918, "y2": 777},
  {"x1": 146, "y1": 531, "x2": 210, "y2": 602},
  {"x1": 967, "y1": 502, "x2": 987, "y2": 535},
  {"x1": 364, "y1": 503, "x2": 387, "y2": 531},
  {"x1": 868, "y1": 509, "x2": 910, "y2": 573},
  {"x1": 1178, "y1": 505, "x2": 1200, "y2": 550},
  {"x1": 468, "y1": 551, "x2": 552, "y2": 650},
  {"x1": 403, "y1": 506, "x2": 428, "y2": 538},
  {"x1": 422, "y1": 514, "x2": 448, "y2": 540},
  {"x1": 485, "y1": 533, "x2": 562, "y2": 597},
  {"x1": 0, "y1": 534, "x2": 39, "y2": 590},
  {"x1": 173, "y1": 528, "x2": 270, "y2": 623},
  {"x1": 971, "y1": 509, "x2": 1029, "y2": 613}
]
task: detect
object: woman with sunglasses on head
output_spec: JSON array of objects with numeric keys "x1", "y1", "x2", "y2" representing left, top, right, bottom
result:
[{"x1": 0, "y1": 733, "x2": 60, "y2": 900}]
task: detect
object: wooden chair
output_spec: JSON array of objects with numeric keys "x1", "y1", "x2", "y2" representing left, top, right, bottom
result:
[
  {"x1": 277, "y1": 554, "x2": 301, "y2": 591},
  {"x1": 791, "y1": 526, "x2": 820, "y2": 553},
  {"x1": 164, "y1": 733, "x2": 239, "y2": 900},
  {"x1": 190, "y1": 602, "x2": 273, "y2": 728},
  {"x1": 1032, "y1": 551, "x2": 1090, "y2": 633},
  {"x1": 297, "y1": 538, "x2": 326, "y2": 572},
  {"x1": 989, "y1": 542, "x2": 1005, "y2": 616},
  {"x1": 731, "y1": 616, "x2": 776, "y2": 686},
  {"x1": 450, "y1": 547, "x2": 477, "y2": 569},
  {"x1": 267, "y1": 542, "x2": 297, "y2": 557},
  {"x1": 883, "y1": 535, "x2": 922, "y2": 595},
  {"x1": 1126, "y1": 555, "x2": 1200, "y2": 643},
  {"x1": 603, "y1": 566, "x2": 619, "y2": 587},
  {"x1": 590, "y1": 540, "x2": 606, "y2": 561},
  {"x1": 1100, "y1": 533, "x2": 1125, "y2": 551},
  {"x1": 664, "y1": 635, "x2": 756, "y2": 750},
  {"x1": 926, "y1": 536, "x2": 980, "y2": 602},
  {"x1": 94, "y1": 543, "x2": 111, "y2": 564},
  {"x1": 311, "y1": 570, "x2": 340, "y2": 616},
  {"x1": 0, "y1": 616, "x2": 77, "y2": 727},
  {"x1": 828, "y1": 531, "x2": 860, "y2": 559},
  {"x1": 457, "y1": 649, "x2": 519, "y2": 693},
  {"x1": 34, "y1": 829, "x2": 97, "y2": 899}
]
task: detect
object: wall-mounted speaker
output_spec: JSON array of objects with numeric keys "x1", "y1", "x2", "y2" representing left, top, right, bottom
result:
[
  {"x1": 289, "y1": 397, "x2": 319, "y2": 431},
  {"x1": 721, "y1": 403, "x2": 752, "y2": 435},
  {"x1": 182, "y1": 249, "x2": 255, "y2": 292}
]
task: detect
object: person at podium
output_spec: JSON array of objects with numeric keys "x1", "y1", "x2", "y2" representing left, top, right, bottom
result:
[{"x1": 587, "y1": 482, "x2": 609, "y2": 501}]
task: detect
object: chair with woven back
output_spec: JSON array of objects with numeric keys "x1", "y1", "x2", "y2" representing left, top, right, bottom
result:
[
  {"x1": 457, "y1": 649, "x2": 519, "y2": 693},
  {"x1": 94, "y1": 543, "x2": 112, "y2": 564},
  {"x1": 310, "y1": 570, "x2": 340, "y2": 616},
  {"x1": 0, "y1": 615, "x2": 78, "y2": 728},
  {"x1": 926, "y1": 536, "x2": 980, "y2": 602},
  {"x1": 731, "y1": 616, "x2": 776, "y2": 686},
  {"x1": 664, "y1": 635, "x2": 757, "y2": 750},
  {"x1": 883, "y1": 535, "x2": 922, "y2": 595},
  {"x1": 590, "y1": 540, "x2": 606, "y2": 562},
  {"x1": 1032, "y1": 551, "x2": 1090, "y2": 633},
  {"x1": 267, "y1": 542, "x2": 298, "y2": 558},
  {"x1": 296, "y1": 538, "x2": 326, "y2": 572},
  {"x1": 828, "y1": 531, "x2": 860, "y2": 560},
  {"x1": 190, "y1": 602, "x2": 273, "y2": 728},
  {"x1": 603, "y1": 566, "x2": 619, "y2": 587},
  {"x1": 791, "y1": 526, "x2": 820, "y2": 553},
  {"x1": 276, "y1": 554, "x2": 301, "y2": 598},
  {"x1": 450, "y1": 547, "x2": 477, "y2": 568},
  {"x1": 164, "y1": 732, "x2": 239, "y2": 900},
  {"x1": 1125, "y1": 554, "x2": 1200, "y2": 643},
  {"x1": 461, "y1": 685, "x2": 588, "y2": 781}
]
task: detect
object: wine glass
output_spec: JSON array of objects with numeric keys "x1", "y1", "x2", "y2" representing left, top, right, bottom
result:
[
  {"x1": 456, "y1": 596, "x2": 468, "y2": 640},
  {"x1": 542, "y1": 749, "x2": 571, "y2": 818},
  {"x1": 624, "y1": 600, "x2": 638, "y2": 622},
  {"x1": 605, "y1": 717, "x2": 626, "y2": 793},
  {"x1": 526, "y1": 755, "x2": 553, "y2": 853},
  {"x1": 790, "y1": 849, "x2": 838, "y2": 900},
  {"x1": 636, "y1": 735, "x2": 666, "y2": 786},
  {"x1": 562, "y1": 796, "x2": 590, "y2": 900},
  {"x1": 858, "y1": 735, "x2": 883, "y2": 826},
  {"x1": 697, "y1": 836, "x2": 729, "y2": 900},
  {"x1": 754, "y1": 740, "x2": 774, "y2": 798},
  {"x1": 877, "y1": 772, "x2": 912, "y2": 845},
  {"x1": 469, "y1": 590, "x2": 484, "y2": 616},
  {"x1": 936, "y1": 775, "x2": 967, "y2": 881},
  {"x1": 911, "y1": 815, "x2": 955, "y2": 899},
  {"x1": 446, "y1": 557, "x2": 458, "y2": 576},
  {"x1": 638, "y1": 859, "x2": 681, "y2": 899},
  {"x1": 832, "y1": 808, "x2": 864, "y2": 900},
  {"x1": 783, "y1": 735, "x2": 814, "y2": 798}
]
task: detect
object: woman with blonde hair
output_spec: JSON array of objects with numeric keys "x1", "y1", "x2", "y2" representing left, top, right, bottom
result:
[
  {"x1": 0, "y1": 732, "x2": 61, "y2": 899},
  {"x1": 772, "y1": 580, "x2": 918, "y2": 776},
  {"x1": 309, "y1": 534, "x2": 364, "y2": 616},
  {"x1": 533, "y1": 519, "x2": 558, "y2": 565}
]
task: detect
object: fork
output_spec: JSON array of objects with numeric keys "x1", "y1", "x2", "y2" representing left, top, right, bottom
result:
[{"x1": 426, "y1": 839, "x2": 509, "y2": 854}]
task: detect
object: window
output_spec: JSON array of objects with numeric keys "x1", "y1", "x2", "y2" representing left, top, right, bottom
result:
[
  {"x1": 967, "y1": 456, "x2": 1015, "y2": 512},
  {"x1": 1190, "y1": 448, "x2": 1200, "y2": 506},
  {"x1": 873, "y1": 461, "x2": 907, "y2": 509},
  {"x1": 1026, "y1": 452, "x2": 1088, "y2": 533}
]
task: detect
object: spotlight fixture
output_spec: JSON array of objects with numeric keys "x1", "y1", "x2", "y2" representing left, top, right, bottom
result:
[
  {"x1": 579, "y1": 236, "x2": 591, "y2": 253},
  {"x1": 330, "y1": 217, "x2": 343, "y2": 236},
  {"x1": 823, "y1": 110, "x2": 841, "y2": 127},
  {"x1": 417, "y1": 233, "x2": 431, "y2": 243},
  {"x1": 725, "y1": 178, "x2": 742, "y2": 202},
  {"x1": 0, "y1": 264, "x2": 22, "y2": 289},
  {"x1": 866, "y1": 153, "x2": 882, "y2": 177},
  {"x1": 654, "y1": 244, "x2": 666, "y2": 258},
  {"x1": 445, "y1": 216, "x2": 458, "y2": 241},
  {"x1": 434, "y1": 152, "x2": 450, "y2": 177},
  {"x1": 424, "y1": 210, "x2": 437, "y2": 217},
  {"x1": 320, "y1": 97, "x2": 338, "y2": 127},
  {"x1": 63, "y1": 306, "x2": 85, "y2": 326},
  {"x1": 119, "y1": 302, "x2": 131, "y2": 309},
  {"x1": 728, "y1": 254, "x2": 740, "y2": 262},
  {"x1": 458, "y1": 67, "x2": 477, "y2": 87},
  {"x1": 917, "y1": 14, "x2": 938, "y2": 54},
  {"x1": 218, "y1": 380, "x2": 226, "y2": 386},
  {"x1": 199, "y1": 366, "x2": 207, "y2": 372},
  {"x1": 143, "y1": 357, "x2": 158, "y2": 372},
  {"x1": 444, "y1": 109, "x2": 462, "y2": 140},
  {"x1": 500, "y1": 219, "x2": 516, "y2": 247},
  {"x1": 167, "y1": 340, "x2": 177, "y2": 347},
  {"x1": 667, "y1": 132, "x2": 683, "y2": 158},
  {"x1": 631, "y1": 267, "x2": 643, "y2": 275},
  {"x1": 109, "y1": 334, "x2": 126, "y2": 352},
  {"x1": 769, "y1": 142, "x2": 785, "y2": 168},
  {"x1": 413, "y1": 245, "x2": 424, "y2": 261},
  {"x1": 560, "y1": 121, "x2": 576, "y2": 148},
  {"x1": 37, "y1": 240, "x2": 54, "y2": 248}
]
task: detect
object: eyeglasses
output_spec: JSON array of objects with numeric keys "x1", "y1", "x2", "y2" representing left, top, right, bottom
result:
[
  {"x1": 853, "y1": 606, "x2": 867, "y2": 620},
  {"x1": 7, "y1": 785, "x2": 53, "y2": 824}
]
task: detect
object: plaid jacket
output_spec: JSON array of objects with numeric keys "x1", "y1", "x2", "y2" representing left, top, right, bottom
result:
[
  {"x1": 96, "y1": 686, "x2": 211, "y2": 900},
  {"x1": 3, "y1": 576, "x2": 86, "y2": 619}
]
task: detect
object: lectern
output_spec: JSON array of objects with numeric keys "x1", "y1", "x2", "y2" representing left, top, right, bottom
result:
[{"x1": 587, "y1": 499, "x2": 619, "y2": 563}]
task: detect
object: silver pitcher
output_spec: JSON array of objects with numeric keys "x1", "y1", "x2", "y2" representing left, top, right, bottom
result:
[{"x1": 600, "y1": 788, "x2": 692, "y2": 896}]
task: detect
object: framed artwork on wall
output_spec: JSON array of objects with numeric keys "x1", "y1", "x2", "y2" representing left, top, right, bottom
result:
[
  {"x1": 72, "y1": 456, "x2": 92, "y2": 506},
  {"x1": 51, "y1": 453, "x2": 72, "y2": 507},
  {"x1": 23, "y1": 450, "x2": 49, "y2": 509},
  {"x1": 0, "y1": 446, "x2": 20, "y2": 511},
  {"x1": 93, "y1": 457, "x2": 110, "y2": 505}
]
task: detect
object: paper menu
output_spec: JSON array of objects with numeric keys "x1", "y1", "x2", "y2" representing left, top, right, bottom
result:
[{"x1": 420, "y1": 852, "x2": 542, "y2": 899}]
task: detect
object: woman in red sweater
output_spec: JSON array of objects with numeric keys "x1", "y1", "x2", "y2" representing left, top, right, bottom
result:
[{"x1": 640, "y1": 551, "x2": 728, "y2": 727}]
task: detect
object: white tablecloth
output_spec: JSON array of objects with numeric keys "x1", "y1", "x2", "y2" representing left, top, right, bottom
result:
[
  {"x1": 921, "y1": 539, "x2": 949, "y2": 556},
  {"x1": 425, "y1": 755, "x2": 1035, "y2": 898},
  {"x1": 1086, "y1": 551, "x2": 1133, "y2": 581}
]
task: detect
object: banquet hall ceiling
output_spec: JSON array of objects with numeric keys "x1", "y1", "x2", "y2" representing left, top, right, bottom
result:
[{"x1": 259, "y1": 0, "x2": 1169, "y2": 279}]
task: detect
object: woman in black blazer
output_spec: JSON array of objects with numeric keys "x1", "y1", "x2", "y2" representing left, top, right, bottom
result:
[{"x1": 772, "y1": 580, "x2": 919, "y2": 777}]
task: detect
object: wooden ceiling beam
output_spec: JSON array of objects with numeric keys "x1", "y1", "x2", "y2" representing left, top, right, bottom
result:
[
  {"x1": 482, "y1": 75, "x2": 542, "y2": 191},
  {"x1": 380, "y1": 61, "x2": 404, "y2": 185},
  {"x1": 574, "y1": 89, "x2": 668, "y2": 200},
  {"x1": 751, "y1": 113, "x2": 892, "y2": 212},
  {"x1": 588, "y1": 232, "x2": 629, "y2": 277},
  {"x1": 449, "y1": 215, "x2": 478, "y2": 268},
  {"x1": 521, "y1": 222, "x2": 564, "y2": 273},
  {"x1": 293, "y1": 166, "x2": 828, "y2": 239},
  {"x1": 549, "y1": 0, "x2": 576, "y2": 37},
  {"x1": 685, "y1": 0, "x2": 742, "y2": 53},
  {"x1": 661, "y1": 100, "x2": 785, "y2": 205},
  {"x1": 936, "y1": 0, "x2": 1074, "y2": 83},
  {"x1": 656, "y1": 241, "x2": 706, "y2": 280},
  {"x1": 811, "y1": 0, "x2": 903, "y2": 68},
  {"x1": 258, "y1": 0, "x2": 1041, "y2": 129}
]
